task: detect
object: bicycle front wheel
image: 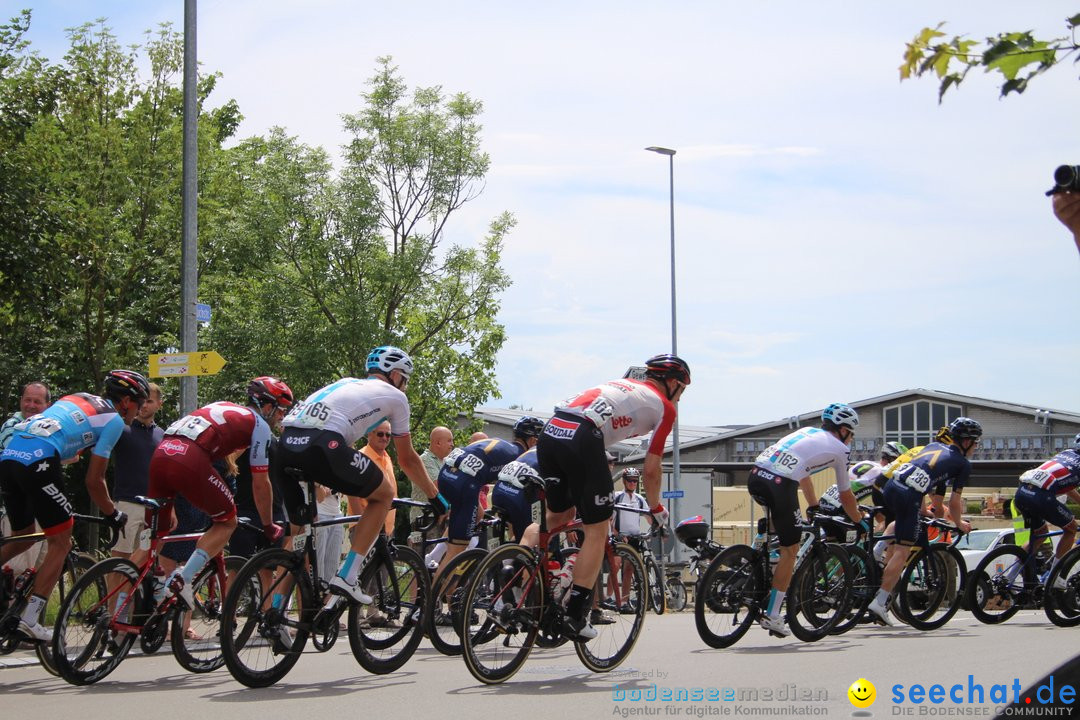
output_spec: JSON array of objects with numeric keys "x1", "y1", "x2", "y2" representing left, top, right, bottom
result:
[
  {"x1": 666, "y1": 575, "x2": 687, "y2": 612},
  {"x1": 895, "y1": 545, "x2": 965, "y2": 631},
  {"x1": 347, "y1": 544, "x2": 427, "y2": 674},
  {"x1": 1045, "y1": 545, "x2": 1080, "y2": 627},
  {"x1": 967, "y1": 546, "x2": 1026, "y2": 625},
  {"x1": 461, "y1": 544, "x2": 541, "y2": 684},
  {"x1": 35, "y1": 552, "x2": 93, "y2": 676},
  {"x1": 787, "y1": 543, "x2": 852, "y2": 642},
  {"x1": 427, "y1": 547, "x2": 488, "y2": 656},
  {"x1": 172, "y1": 560, "x2": 228, "y2": 673},
  {"x1": 694, "y1": 545, "x2": 760, "y2": 649},
  {"x1": 577, "y1": 542, "x2": 647, "y2": 673},
  {"x1": 220, "y1": 549, "x2": 309, "y2": 688},
  {"x1": 52, "y1": 557, "x2": 143, "y2": 686},
  {"x1": 830, "y1": 545, "x2": 874, "y2": 635}
]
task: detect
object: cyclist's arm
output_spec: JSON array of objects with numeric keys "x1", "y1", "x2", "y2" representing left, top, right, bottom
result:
[
  {"x1": 798, "y1": 476, "x2": 819, "y2": 508},
  {"x1": 1066, "y1": 488, "x2": 1080, "y2": 506},
  {"x1": 394, "y1": 434, "x2": 438, "y2": 498},
  {"x1": 642, "y1": 451, "x2": 663, "y2": 509},
  {"x1": 83, "y1": 453, "x2": 117, "y2": 516},
  {"x1": 839, "y1": 488, "x2": 861, "y2": 524},
  {"x1": 947, "y1": 490, "x2": 971, "y2": 533},
  {"x1": 252, "y1": 470, "x2": 274, "y2": 526}
]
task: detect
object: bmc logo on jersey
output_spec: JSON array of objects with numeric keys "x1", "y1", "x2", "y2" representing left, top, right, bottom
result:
[
  {"x1": 611, "y1": 415, "x2": 632, "y2": 430},
  {"x1": 159, "y1": 439, "x2": 189, "y2": 456}
]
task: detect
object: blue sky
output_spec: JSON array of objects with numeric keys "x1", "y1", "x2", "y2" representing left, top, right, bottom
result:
[{"x1": 15, "y1": 1, "x2": 1080, "y2": 427}]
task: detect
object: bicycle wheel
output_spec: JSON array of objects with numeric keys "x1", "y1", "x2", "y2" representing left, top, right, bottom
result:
[
  {"x1": 577, "y1": 542, "x2": 646, "y2": 673},
  {"x1": 830, "y1": 545, "x2": 874, "y2": 635},
  {"x1": 220, "y1": 549, "x2": 310, "y2": 688},
  {"x1": 172, "y1": 561, "x2": 228, "y2": 673},
  {"x1": 1044, "y1": 546, "x2": 1080, "y2": 627},
  {"x1": 967, "y1": 545, "x2": 1026, "y2": 625},
  {"x1": 35, "y1": 553, "x2": 92, "y2": 676},
  {"x1": 427, "y1": 547, "x2": 488, "y2": 656},
  {"x1": 347, "y1": 544, "x2": 427, "y2": 674},
  {"x1": 645, "y1": 557, "x2": 666, "y2": 616},
  {"x1": 694, "y1": 545, "x2": 761, "y2": 649},
  {"x1": 787, "y1": 543, "x2": 851, "y2": 642},
  {"x1": 666, "y1": 576, "x2": 687, "y2": 612},
  {"x1": 895, "y1": 545, "x2": 965, "y2": 631},
  {"x1": 52, "y1": 557, "x2": 143, "y2": 686},
  {"x1": 461, "y1": 544, "x2": 541, "y2": 684}
]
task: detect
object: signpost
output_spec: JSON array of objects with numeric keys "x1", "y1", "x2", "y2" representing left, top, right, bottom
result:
[
  {"x1": 195, "y1": 303, "x2": 211, "y2": 323},
  {"x1": 149, "y1": 351, "x2": 226, "y2": 378},
  {"x1": 662, "y1": 489, "x2": 685, "y2": 499}
]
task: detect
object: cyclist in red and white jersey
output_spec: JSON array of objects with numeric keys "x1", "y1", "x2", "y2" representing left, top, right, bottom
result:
[
  {"x1": 747, "y1": 403, "x2": 869, "y2": 637},
  {"x1": 536, "y1": 354, "x2": 688, "y2": 640},
  {"x1": 147, "y1": 377, "x2": 293, "y2": 606}
]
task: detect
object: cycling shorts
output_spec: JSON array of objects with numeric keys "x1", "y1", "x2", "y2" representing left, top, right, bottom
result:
[
  {"x1": 490, "y1": 480, "x2": 533, "y2": 543},
  {"x1": 148, "y1": 438, "x2": 237, "y2": 525},
  {"x1": 746, "y1": 466, "x2": 802, "y2": 546},
  {"x1": 276, "y1": 428, "x2": 385, "y2": 526},
  {"x1": 883, "y1": 478, "x2": 922, "y2": 545},
  {"x1": 0, "y1": 449, "x2": 74, "y2": 535},
  {"x1": 1014, "y1": 483, "x2": 1074, "y2": 531},
  {"x1": 536, "y1": 412, "x2": 614, "y2": 525},
  {"x1": 439, "y1": 467, "x2": 482, "y2": 543}
]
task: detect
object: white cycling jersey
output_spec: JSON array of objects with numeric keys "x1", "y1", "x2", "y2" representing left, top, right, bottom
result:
[
  {"x1": 754, "y1": 427, "x2": 851, "y2": 490},
  {"x1": 282, "y1": 377, "x2": 411, "y2": 446},
  {"x1": 553, "y1": 379, "x2": 675, "y2": 454}
]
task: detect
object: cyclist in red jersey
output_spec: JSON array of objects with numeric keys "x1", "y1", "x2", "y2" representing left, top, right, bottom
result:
[{"x1": 147, "y1": 377, "x2": 293, "y2": 606}]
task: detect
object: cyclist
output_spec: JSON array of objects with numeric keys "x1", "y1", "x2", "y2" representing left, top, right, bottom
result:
[
  {"x1": 492, "y1": 446, "x2": 542, "y2": 544},
  {"x1": 277, "y1": 346, "x2": 448, "y2": 604},
  {"x1": 748, "y1": 402, "x2": 868, "y2": 638},
  {"x1": 817, "y1": 441, "x2": 909, "y2": 532},
  {"x1": 149, "y1": 377, "x2": 293, "y2": 605},
  {"x1": 1011, "y1": 432, "x2": 1080, "y2": 588},
  {"x1": 435, "y1": 416, "x2": 543, "y2": 579},
  {"x1": 867, "y1": 417, "x2": 980, "y2": 626},
  {"x1": 535, "y1": 354, "x2": 688, "y2": 641},
  {"x1": 0, "y1": 370, "x2": 146, "y2": 642}
]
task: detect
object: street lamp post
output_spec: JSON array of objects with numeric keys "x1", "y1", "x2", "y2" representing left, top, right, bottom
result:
[{"x1": 645, "y1": 146, "x2": 680, "y2": 514}]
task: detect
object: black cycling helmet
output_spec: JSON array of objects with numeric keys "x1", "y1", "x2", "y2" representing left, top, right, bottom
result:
[
  {"x1": 512, "y1": 416, "x2": 544, "y2": 439},
  {"x1": 103, "y1": 370, "x2": 150, "y2": 403},
  {"x1": 247, "y1": 376, "x2": 294, "y2": 410},
  {"x1": 644, "y1": 354, "x2": 691, "y2": 385},
  {"x1": 946, "y1": 416, "x2": 983, "y2": 441}
]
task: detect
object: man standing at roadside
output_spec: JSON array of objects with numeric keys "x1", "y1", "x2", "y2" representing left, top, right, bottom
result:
[
  {"x1": 352, "y1": 420, "x2": 398, "y2": 537},
  {"x1": 0, "y1": 382, "x2": 51, "y2": 450},
  {"x1": 412, "y1": 426, "x2": 454, "y2": 548},
  {"x1": 110, "y1": 383, "x2": 164, "y2": 560}
]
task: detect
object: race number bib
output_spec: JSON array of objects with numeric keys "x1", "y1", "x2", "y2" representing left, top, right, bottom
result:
[
  {"x1": 27, "y1": 418, "x2": 62, "y2": 438},
  {"x1": 582, "y1": 397, "x2": 614, "y2": 428},
  {"x1": 899, "y1": 464, "x2": 932, "y2": 494},
  {"x1": 1020, "y1": 469, "x2": 1052, "y2": 487},
  {"x1": 164, "y1": 415, "x2": 212, "y2": 441},
  {"x1": 458, "y1": 453, "x2": 485, "y2": 477},
  {"x1": 285, "y1": 400, "x2": 329, "y2": 429}
]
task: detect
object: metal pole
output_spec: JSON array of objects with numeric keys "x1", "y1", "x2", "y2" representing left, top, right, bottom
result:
[{"x1": 180, "y1": 0, "x2": 198, "y2": 414}]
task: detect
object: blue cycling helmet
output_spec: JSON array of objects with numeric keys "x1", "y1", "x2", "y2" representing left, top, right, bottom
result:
[
  {"x1": 366, "y1": 346, "x2": 413, "y2": 380},
  {"x1": 512, "y1": 416, "x2": 544, "y2": 439},
  {"x1": 822, "y1": 402, "x2": 859, "y2": 430},
  {"x1": 946, "y1": 417, "x2": 982, "y2": 441}
]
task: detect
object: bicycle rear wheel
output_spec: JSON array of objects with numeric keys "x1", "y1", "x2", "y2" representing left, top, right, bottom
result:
[
  {"x1": 694, "y1": 545, "x2": 760, "y2": 648},
  {"x1": 895, "y1": 545, "x2": 965, "y2": 630},
  {"x1": 461, "y1": 544, "x2": 540, "y2": 684},
  {"x1": 666, "y1": 575, "x2": 687, "y2": 612},
  {"x1": 1045, "y1": 546, "x2": 1080, "y2": 627},
  {"x1": 220, "y1": 549, "x2": 309, "y2": 688},
  {"x1": 787, "y1": 543, "x2": 851, "y2": 642},
  {"x1": 347, "y1": 544, "x2": 427, "y2": 674},
  {"x1": 172, "y1": 560, "x2": 230, "y2": 673},
  {"x1": 427, "y1": 547, "x2": 488, "y2": 656},
  {"x1": 52, "y1": 557, "x2": 143, "y2": 686},
  {"x1": 830, "y1": 545, "x2": 874, "y2": 635},
  {"x1": 645, "y1": 556, "x2": 666, "y2": 616},
  {"x1": 968, "y1": 546, "x2": 1026, "y2": 624},
  {"x1": 577, "y1": 542, "x2": 646, "y2": 673}
]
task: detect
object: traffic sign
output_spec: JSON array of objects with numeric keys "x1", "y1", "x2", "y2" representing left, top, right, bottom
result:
[
  {"x1": 662, "y1": 489, "x2": 685, "y2": 499},
  {"x1": 149, "y1": 351, "x2": 227, "y2": 378},
  {"x1": 196, "y1": 303, "x2": 211, "y2": 323}
]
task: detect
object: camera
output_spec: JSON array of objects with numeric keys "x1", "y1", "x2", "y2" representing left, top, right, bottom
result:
[{"x1": 1049, "y1": 165, "x2": 1080, "y2": 194}]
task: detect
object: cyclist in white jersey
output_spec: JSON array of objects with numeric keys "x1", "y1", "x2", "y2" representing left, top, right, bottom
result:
[
  {"x1": 277, "y1": 346, "x2": 448, "y2": 603},
  {"x1": 746, "y1": 403, "x2": 870, "y2": 637}
]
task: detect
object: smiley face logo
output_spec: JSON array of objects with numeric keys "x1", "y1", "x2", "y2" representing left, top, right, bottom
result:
[{"x1": 848, "y1": 678, "x2": 876, "y2": 708}]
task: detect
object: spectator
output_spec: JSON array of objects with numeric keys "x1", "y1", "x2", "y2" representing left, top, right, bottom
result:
[
  {"x1": 469, "y1": 431, "x2": 488, "y2": 443},
  {"x1": 608, "y1": 467, "x2": 650, "y2": 611},
  {"x1": 110, "y1": 383, "x2": 163, "y2": 560},
  {"x1": 0, "y1": 382, "x2": 51, "y2": 575},
  {"x1": 350, "y1": 420, "x2": 398, "y2": 537},
  {"x1": 413, "y1": 426, "x2": 454, "y2": 549},
  {"x1": 314, "y1": 483, "x2": 344, "y2": 585}
]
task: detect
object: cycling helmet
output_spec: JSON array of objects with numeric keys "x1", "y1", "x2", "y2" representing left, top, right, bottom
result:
[
  {"x1": 821, "y1": 402, "x2": 859, "y2": 429},
  {"x1": 366, "y1": 345, "x2": 413, "y2": 380},
  {"x1": 880, "y1": 441, "x2": 908, "y2": 461},
  {"x1": 622, "y1": 468, "x2": 642, "y2": 481},
  {"x1": 946, "y1": 416, "x2": 983, "y2": 441},
  {"x1": 644, "y1": 354, "x2": 691, "y2": 385},
  {"x1": 103, "y1": 370, "x2": 150, "y2": 403},
  {"x1": 512, "y1": 416, "x2": 544, "y2": 439},
  {"x1": 247, "y1": 376, "x2": 294, "y2": 409},
  {"x1": 1075, "y1": 432, "x2": 1080, "y2": 450}
]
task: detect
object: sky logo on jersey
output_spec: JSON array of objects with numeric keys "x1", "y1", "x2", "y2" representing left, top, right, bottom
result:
[{"x1": 544, "y1": 417, "x2": 579, "y2": 439}]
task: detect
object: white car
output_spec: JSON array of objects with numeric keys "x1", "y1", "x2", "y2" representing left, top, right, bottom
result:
[{"x1": 955, "y1": 528, "x2": 1017, "y2": 574}]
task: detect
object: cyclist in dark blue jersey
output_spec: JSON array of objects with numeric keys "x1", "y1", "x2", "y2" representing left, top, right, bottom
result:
[
  {"x1": 868, "y1": 417, "x2": 980, "y2": 626},
  {"x1": 491, "y1": 447, "x2": 541, "y2": 543},
  {"x1": 1012, "y1": 434, "x2": 1080, "y2": 587}
]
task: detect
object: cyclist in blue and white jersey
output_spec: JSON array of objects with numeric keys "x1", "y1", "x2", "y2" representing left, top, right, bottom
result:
[
  {"x1": 747, "y1": 403, "x2": 869, "y2": 637},
  {"x1": 491, "y1": 443, "x2": 543, "y2": 544},
  {"x1": 276, "y1": 346, "x2": 448, "y2": 604},
  {"x1": 867, "y1": 417, "x2": 980, "y2": 626},
  {"x1": 435, "y1": 417, "x2": 543, "y2": 579},
  {"x1": 0, "y1": 370, "x2": 148, "y2": 642},
  {"x1": 1012, "y1": 433, "x2": 1080, "y2": 587}
]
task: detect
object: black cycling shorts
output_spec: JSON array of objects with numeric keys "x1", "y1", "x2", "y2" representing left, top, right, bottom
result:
[
  {"x1": 0, "y1": 451, "x2": 73, "y2": 535},
  {"x1": 276, "y1": 428, "x2": 385, "y2": 526},
  {"x1": 883, "y1": 479, "x2": 922, "y2": 545},
  {"x1": 1014, "y1": 483, "x2": 1075, "y2": 531},
  {"x1": 536, "y1": 412, "x2": 614, "y2": 525},
  {"x1": 746, "y1": 466, "x2": 802, "y2": 546}
]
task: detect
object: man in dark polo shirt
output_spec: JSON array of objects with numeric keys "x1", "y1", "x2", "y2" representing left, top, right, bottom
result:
[{"x1": 111, "y1": 382, "x2": 164, "y2": 559}]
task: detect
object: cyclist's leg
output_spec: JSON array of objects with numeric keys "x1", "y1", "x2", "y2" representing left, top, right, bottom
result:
[
  {"x1": 434, "y1": 472, "x2": 478, "y2": 580},
  {"x1": 869, "y1": 482, "x2": 918, "y2": 623},
  {"x1": 748, "y1": 470, "x2": 798, "y2": 626}
]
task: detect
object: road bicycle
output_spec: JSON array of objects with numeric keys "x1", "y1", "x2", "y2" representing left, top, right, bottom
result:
[
  {"x1": 51, "y1": 496, "x2": 254, "y2": 685},
  {"x1": 613, "y1": 508, "x2": 667, "y2": 615},
  {"x1": 0, "y1": 512, "x2": 114, "y2": 675},
  {"x1": 1041, "y1": 536, "x2": 1080, "y2": 627},
  {"x1": 220, "y1": 467, "x2": 433, "y2": 687},
  {"x1": 694, "y1": 504, "x2": 852, "y2": 647},
  {"x1": 459, "y1": 474, "x2": 647, "y2": 684}
]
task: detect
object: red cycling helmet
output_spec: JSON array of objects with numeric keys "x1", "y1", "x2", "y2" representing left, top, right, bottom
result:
[{"x1": 247, "y1": 376, "x2": 294, "y2": 409}]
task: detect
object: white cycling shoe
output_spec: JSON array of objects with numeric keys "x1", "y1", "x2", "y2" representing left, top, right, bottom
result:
[{"x1": 329, "y1": 575, "x2": 373, "y2": 605}]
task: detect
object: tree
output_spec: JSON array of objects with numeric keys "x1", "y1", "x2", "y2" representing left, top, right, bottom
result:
[{"x1": 900, "y1": 13, "x2": 1080, "y2": 101}]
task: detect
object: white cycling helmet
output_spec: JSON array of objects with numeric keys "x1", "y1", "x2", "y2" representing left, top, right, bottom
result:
[
  {"x1": 822, "y1": 402, "x2": 859, "y2": 430},
  {"x1": 366, "y1": 345, "x2": 413, "y2": 380}
]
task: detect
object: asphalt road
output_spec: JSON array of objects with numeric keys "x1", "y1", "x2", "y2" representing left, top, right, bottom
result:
[{"x1": 1, "y1": 610, "x2": 1075, "y2": 719}]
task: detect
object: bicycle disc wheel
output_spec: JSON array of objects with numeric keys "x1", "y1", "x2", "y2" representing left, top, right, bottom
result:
[
  {"x1": 895, "y1": 545, "x2": 965, "y2": 630},
  {"x1": 787, "y1": 543, "x2": 851, "y2": 642},
  {"x1": 220, "y1": 549, "x2": 309, "y2": 688},
  {"x1": 968, "y1": 546, "x2": 1026, "y2": 624},
  {"x1": 577, "y1": 542, "x2": 646, "y2": 673},
  {"x1": 1045, "y1": 546, "x2": 1080, "y2": 627},
  {"x1": 347, "y1": 544, "x2": 427, "y2": 674},
  {"x1": 461, "y1": 544, "x2": 540, "y2": 684},
  {"x1": 694, "y1": 545, "x2": 760, "y2": 649},
  {"x1": 52, "y1": 557, "x2": 142, "y2": 686},
  {"x1": 667, "y1": 576, "x2": 687, "y2": 612},
  {"x1": 645, "y1": 557, "x2": 666, "y2": 616},
  {"x1": 427, "y1": 548, "x2": 488, "y2": 657},
  {"x1": 830, "y1": 545, "x2": 874, "y2": 635},
  {"x1": 172, "y1": 562, "x2": 227, "y2": 673}
]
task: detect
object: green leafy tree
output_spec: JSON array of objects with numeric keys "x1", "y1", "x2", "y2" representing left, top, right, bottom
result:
[{"x1": 901, "y1": 13, "x2": 1080, "y2": 101}]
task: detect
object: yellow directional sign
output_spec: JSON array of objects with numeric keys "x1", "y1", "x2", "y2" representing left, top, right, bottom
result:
[{"x1": 149, "y1": 351, "x2": 227, "y2": 378}]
